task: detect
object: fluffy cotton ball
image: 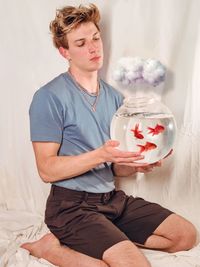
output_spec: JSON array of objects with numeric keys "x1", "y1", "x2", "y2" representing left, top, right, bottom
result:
[
  {"x1": 125, "y1": 70, "x2": 142, "y2": 82},
  {"x1": 154, "y1": 67, "x2": 165, "y2": 78},
  {"x1": 143, "y1": 59, "x2": 166, "y2": 85},
  {"x1": 121, "y1": 78, "x2": 130, "y2": 85},
  {"x1": 112, "y1": 69, "x2": 125, "y2": 82},
  {"x1": 118, "y1": 57, "x2": 144, "y2": 72},
  {"x1": 113, "y1": 57, "x2": 166, "y2": 87},
  {"x1": 131, "y1": 57, "x2": 144, "y2": 72}
]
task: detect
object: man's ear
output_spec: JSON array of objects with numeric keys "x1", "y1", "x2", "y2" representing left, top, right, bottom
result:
[{"x1": 58, "y1": 47, "x2": 70, "y2": 60}]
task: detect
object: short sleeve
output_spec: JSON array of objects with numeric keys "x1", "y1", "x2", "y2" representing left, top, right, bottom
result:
[{"x1": 29, "y1": 88, "x2": 64, "y2": 143}]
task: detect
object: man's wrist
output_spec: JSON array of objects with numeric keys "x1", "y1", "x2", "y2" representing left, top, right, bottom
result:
[{"x1": 111, "y1": 163, "x2": 138, "y2": 177}]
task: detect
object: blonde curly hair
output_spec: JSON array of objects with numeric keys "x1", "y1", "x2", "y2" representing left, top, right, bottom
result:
[{"x1": 49, "y1": 4, "x2": 101, "y2": 49}]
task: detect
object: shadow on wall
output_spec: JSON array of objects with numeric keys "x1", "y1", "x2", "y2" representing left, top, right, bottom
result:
[
  {"x1": 98, "y1": 3, "x2": 114, "y2": 81},
  {"x1": 163, "y1": 69, "x2": 174, "y2": 96}
]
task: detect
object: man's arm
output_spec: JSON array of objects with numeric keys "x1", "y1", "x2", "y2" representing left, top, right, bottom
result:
[
  {"x1": 111, "y1": 161, "x2": 162, "y2": 177},
  {"x1": 32, "y1": 140, "x2": 145, "y2": 183}
]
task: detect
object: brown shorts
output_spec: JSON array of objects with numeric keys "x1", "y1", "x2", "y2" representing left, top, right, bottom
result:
[{"x1": 45, "y1": 185, "x2": 173, "y2": 259}]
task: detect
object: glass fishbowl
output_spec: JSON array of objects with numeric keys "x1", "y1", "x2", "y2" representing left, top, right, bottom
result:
[{"x1": 110, "y1": 97, "x2": 176, "y2": 164}]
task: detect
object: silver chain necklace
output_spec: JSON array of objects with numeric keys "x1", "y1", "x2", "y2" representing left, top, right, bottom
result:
[{"x1": 68, "y1": 70, "x2": 100, "y2": 112}]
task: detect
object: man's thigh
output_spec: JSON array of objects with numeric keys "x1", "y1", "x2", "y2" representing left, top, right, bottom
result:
[
  {"x1": 149, "y1": 213, "x2": 196, "y2": 241},
  {"x1": 45, "y1": 196, "x2": 129, "y2": 259},
  {"x1": 114, "y1": 195, "x2": 173, "y2": 245},
  {"x1": 61, "y1": 211, "x2": 129, "y2": 259}
]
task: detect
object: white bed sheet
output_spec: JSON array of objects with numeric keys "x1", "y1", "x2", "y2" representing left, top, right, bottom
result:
[{"x1": 0, "y1": 210, "x2": 200, "y2": 267}]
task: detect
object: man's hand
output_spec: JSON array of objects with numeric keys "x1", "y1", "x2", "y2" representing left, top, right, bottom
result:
[
  {"x1": 99, "y1": 140, "x2": 145, "y2": 165},
  {"x1": 110, "y1": 147, "x2": 173, "y2": 177},
  {"x1": 134, "y1": 161, "x2": 162, "y2": 173}
]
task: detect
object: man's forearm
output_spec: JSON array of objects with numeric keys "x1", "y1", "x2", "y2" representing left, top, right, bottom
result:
[
  {"x1": 38, "y1": 148, "x2": 104, "y2": 183},
  {"x1": 112, "y1": 163, "x2": 137, "y2": 177}
]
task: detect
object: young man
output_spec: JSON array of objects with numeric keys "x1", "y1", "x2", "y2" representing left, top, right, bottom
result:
[{"x1": 22, "y1": 4, "x2": 197, "y2": 267}]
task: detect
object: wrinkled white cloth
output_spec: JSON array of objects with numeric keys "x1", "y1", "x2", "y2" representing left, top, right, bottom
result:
[
  {"x1": 1, "y1": 0, "x2": 200, "y2": 266},
  {"x1": 0, "y1": 211, "x2": 55, "y2": 267},
  {"x1": 0, "y1": 211, "x2": 200, "y2": 267}
]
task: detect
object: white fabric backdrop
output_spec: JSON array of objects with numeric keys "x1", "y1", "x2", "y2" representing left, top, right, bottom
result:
[{"x1": 0, "y1": 1, "x2": 200, "y2": 266}]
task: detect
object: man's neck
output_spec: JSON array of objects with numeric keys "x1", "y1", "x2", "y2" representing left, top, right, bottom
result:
[{"x1": 68, "y1": 67, "x2": 99, "y2": 94}]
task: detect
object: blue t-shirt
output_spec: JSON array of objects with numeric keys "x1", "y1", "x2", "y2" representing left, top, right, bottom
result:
[{"x1": 29, "y1": 72, "x2": 123, "y2": 193}]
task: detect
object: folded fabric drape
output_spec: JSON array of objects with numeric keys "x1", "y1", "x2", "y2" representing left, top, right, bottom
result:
[{"x1": 0, "y1": 0, "x2": 200, "y2": 266}]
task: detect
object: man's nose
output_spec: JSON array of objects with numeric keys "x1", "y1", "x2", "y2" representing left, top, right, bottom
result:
[{"x1": 88, "y1": 41, "x2": 97, "y2": 53}]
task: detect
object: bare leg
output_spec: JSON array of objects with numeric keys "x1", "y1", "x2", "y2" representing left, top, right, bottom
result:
[
  {"x1": 143, "y1": 214, "x2": 197, "y2": 252},
  {"x1": 21, "y1": 233, "x2": 108, "y2": 267},
  {"x1": 103, "y1": 240, "x2": 151, "y2": 267},
  {"x1": 21, "y1": 234, "x2": 151, "y2": 267}
]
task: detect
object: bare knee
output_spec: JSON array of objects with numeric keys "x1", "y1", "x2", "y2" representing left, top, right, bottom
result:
[
  {"x1": 102, "y1": 240, "x2": 151, "y2": 267},
  {"x1": 171, "y1": 221, "x2": 197, "y2": 252}
]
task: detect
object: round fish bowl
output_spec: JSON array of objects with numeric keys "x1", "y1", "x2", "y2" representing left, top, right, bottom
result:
[{"x1": 110, "y1": 97, "x2": 176, "y2": 164}]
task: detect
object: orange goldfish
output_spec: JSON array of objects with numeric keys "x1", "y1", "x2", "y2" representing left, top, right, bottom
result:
[
  {"x1": 148, "y1": 124, "x2": 165, "y2": 136},
  {"x1": 137, "y1": 142, "x2": 157, "y2": 153},
  {"x1": 131, "y1": 123, "x2": 144, "y2": 139}
]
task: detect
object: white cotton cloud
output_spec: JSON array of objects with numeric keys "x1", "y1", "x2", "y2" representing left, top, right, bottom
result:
[{"x1": 112, "y1": 57, "x2": 166, "y2": 87}]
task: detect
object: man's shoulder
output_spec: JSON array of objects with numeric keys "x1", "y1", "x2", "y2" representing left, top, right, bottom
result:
[
  {"x1": 30, "y1": 73, "x2": 72, "y2": 110},
  {"x1": 100, "y1": 79, "x2": 123, "y2": 97},
  {"x1": 34, "y1": 73, "x2": 74, "y2": 103},
  {"x1": 39, "y1": 73, "x2": 67, "y2": 94}
]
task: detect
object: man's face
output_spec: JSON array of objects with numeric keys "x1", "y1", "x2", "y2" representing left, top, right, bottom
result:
[{"x1": 66, "y1": 22, "x2": 103, "y2": 72}]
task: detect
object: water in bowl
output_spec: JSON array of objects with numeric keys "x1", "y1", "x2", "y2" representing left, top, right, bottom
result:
[{"x1": 110, "y1": 112, "x2": 176, "y2": 164}]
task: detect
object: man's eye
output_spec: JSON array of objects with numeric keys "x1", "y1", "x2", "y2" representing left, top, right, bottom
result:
[
  {"x1": 77, "y1": 43, "x2": 84, "y2": 47},
  {"x1": 94, "y1": 37, "x2": 100, "y2": 41}
]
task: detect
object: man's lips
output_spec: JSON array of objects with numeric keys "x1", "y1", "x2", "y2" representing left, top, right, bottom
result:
[{"x1": 90, "y1": 56, "x2": 101, "y2": 61}]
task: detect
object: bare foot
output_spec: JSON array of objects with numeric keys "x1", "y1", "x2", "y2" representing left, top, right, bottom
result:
[{"x1": 21, "y1": 233, "x2": 60, "y2": 259}]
